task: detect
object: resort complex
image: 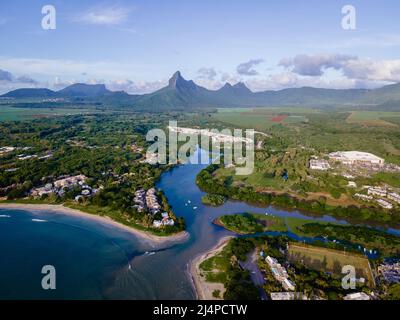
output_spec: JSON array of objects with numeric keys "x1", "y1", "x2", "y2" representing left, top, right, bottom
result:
[{"x1": 329, "y1": 151, "x2": 385, "y2": 167}]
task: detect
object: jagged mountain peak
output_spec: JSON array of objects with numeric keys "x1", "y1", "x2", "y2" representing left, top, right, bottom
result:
[
  {"x1": 168, "y1": 71, "x2": 197, "y2": 91},
  {"x1": 233, "y1": 82, "x2": 252, "y2": 92}
]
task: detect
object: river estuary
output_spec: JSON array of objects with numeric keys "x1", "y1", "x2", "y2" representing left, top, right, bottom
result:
[{"x1": 0, "y1": 148, "x2": 398, "y2": 299}]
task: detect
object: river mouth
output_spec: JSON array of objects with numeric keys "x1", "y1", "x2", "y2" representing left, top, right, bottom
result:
[{"x1": 0, "y1": 147, "x2": 398, "y2": 299}]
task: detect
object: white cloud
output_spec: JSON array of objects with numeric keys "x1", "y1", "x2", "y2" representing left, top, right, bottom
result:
[
  {"x1": 107, "y1": 79, "x2": 166, "y2": 94},
  {"x1": 0, "y1": 68, "x2": 40, "y2": 94},
  {"x1": 74, "y1": 4, "x2": 132, "y2": 26},
  {"x1": 280, "y1": 53, "x2": 400, "y2": 83},
  {"x1": 0, "y1": 68, "x2": 38, "y2": 85},
  {"x1": 0, "y1": 56, "x2": 145, "y2": 80},
  {"x1": 197, "y1": 67, "x2": 217, "y2": 80},
  {"x1": 236, "y1": 59, "x2": 264, "y2": 76},
  {"x1": 342, "y1": 59, "x2": 400, "y2": 82},
  {"x1": 325, "y1": 34, "x2": 400, "y2": 49},
  {"x1": 279, "y1": 54, "x2": 356, "y2": 76}
]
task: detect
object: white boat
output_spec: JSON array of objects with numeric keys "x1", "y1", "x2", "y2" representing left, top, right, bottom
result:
[{"x1": 193, "y1": 207, "x2": 197, "y2": 210}]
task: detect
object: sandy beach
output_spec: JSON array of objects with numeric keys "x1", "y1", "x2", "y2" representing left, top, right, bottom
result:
[
  {"x1": 189, "y1": 235, "x2": 234, "y2": 300},
  {"x1": 0, "y1": 203, "x2": 189, "y2": 246}
]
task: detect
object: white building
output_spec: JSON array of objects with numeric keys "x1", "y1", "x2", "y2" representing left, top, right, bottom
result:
[
  {"x1": 54, "y1": 175, "x2": 87, "y2": 189},
  {"x1": 270, "y1": 292, "x2": 308, "y2": 300},
  {"x1": 348, "y1": 181, "x2": 357, "y2": 188},
  {"x1": 388, "y1": 192, "x2": 400, "y2": 204},
  {"x1": 0, "y1": 146, "x2": 15, "y2": 155},
  {"x1": 343, "y1": 292, "x2": 370, "y2": 300},
  {"x1": 153, "y1": 220, "x2": 163, "y2": 228},
  {"x1": 368, "y1": 187, "x2": 387, "y2": 197},
  {"x1": 329, "y1": 151, "x2": 385, "y2": 167},
  {"x1": 265, "y1": 255, "x2": 295, "y2": 291},
  {"x1": 354, "y1": 193, "x2": 373, "y2": 201},
  {"x1": 282, "y1": 279, "x2": 296, "y2": 291},
  {"x1": 309, "y1": 159, "x2": 331, "y2": 171},
  {"x1": 377, "y1": 199, "x2": 393, "y2": 210}
]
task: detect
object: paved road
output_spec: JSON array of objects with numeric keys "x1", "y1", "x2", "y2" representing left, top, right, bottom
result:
[{"x1": 239, "y1": 250, "x2": 268, "y2": 300}]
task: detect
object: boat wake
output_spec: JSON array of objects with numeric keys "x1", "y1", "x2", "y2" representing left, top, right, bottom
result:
[{"x1": 31, "y1": 219, "x2": 48, "y2": 222}]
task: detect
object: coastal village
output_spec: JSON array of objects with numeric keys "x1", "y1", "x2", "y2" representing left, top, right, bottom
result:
[
  {"x1": 1, "y1": 144, "x2": 176, "y2": 230},
  {"x1": 28, "y1": 177, "x2": 175, "y2": 230},
  {"x1": 133, "y1": 188, "x2": 175, "y2": 228}
]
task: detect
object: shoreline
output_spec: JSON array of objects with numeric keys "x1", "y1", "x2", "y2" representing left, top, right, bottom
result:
[
  {"x1": 189, "y1": 235, "x2": 234, "y2": 300},
  {"x1": 0, "y1": 203, "x2": 189, "y2": 246}
]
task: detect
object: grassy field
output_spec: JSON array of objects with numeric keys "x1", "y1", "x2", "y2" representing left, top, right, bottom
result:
[
  {"x1": 346, "y1": 111, "x2": 400, "y2": 127},
  {"x1": 212, "y1": 108, "x2": 308, "y2": 131},
  {"x1": 288, "y1": 243, "x2": 374, "y2": 286},
  {"x1": 216, "y1": 213, "x2": 288, "y2": 234},
  {"x1": 199, "y1": 240, "x2": 233, "y2": 283},
  {"x1": 0, "y1": 106, "x2": 95, "y2": 122},
  {"x1": 285, "y1": 217, "x2": 338, "y2": 236}
]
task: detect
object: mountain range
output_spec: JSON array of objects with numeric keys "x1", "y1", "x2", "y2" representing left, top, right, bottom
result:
[{"x1": 2, "y1": 71, "x2": 400, "y2": 110}]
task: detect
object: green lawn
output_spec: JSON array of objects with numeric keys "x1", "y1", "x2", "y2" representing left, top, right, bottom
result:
[
  {"x1": 285, "y1": 217, "x2": 338, "y2": 236},
  {"x1": 217, "y1": 213, "x2": 288, "y2": 234}
]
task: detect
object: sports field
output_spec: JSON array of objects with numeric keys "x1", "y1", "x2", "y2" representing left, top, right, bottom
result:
[{"x1": 288, "y1": 243, "x2": 374, "y2": 286}]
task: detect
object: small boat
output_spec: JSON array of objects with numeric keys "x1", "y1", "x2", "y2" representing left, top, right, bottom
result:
[
  {"x1": 144, "y1": 251, "x2": 156, "y2": 256},
  {"x1": 193, "y1": 207, "x2": 197, "y2": 210},
  {"x1": 188, "y1": 200, "x2": 191, "y2": 204},
  {"x1": 32, "y1": 219, "x2": 47, "y2": 222},
  {"x1": 0, "y1": 215, "x2": 11, "y2": 218}
]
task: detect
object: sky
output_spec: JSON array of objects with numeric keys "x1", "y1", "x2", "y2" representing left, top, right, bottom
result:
[{"x1": 0, "y1": 0, "x2": 400, "y2": 94}]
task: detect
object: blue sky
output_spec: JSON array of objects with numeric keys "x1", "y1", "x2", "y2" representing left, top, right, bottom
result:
[{"x1": 0, "y1": 0, "x2": 400, "y2": 93}]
